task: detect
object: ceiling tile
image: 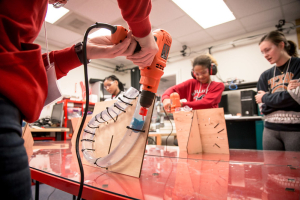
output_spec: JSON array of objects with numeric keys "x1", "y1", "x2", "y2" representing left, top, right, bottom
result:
[
  {"x1": 70, "y1": 0, "x2": 122, "y2": 23},
  {"x1": 240, "y1": 7, "x2": 283, "y2": 32},
  {"x1": 226, "y1": 0, "x2": 280, "y2": 18},
  {"x1": 102, "y1": 57, "x2": 134, "y2": 66},
  {"x1": 211, "y1": 28, "x2": 247, "y2": 41},
  {"x1": 35, "y1": 35, "x2": 68, "y2": 49},
  {"x1": 56, "y1": 12, "x2": 95, "y2": 35},
  {"x1": 37, "y1": 22, "x2": 83, "y2": 47},
  {"x1": 169, "y1": 39, "x2": 185, "y2": 54},
  {"x1": 157, "y1": 16, "x2": 203, "y2": 39},
  {"x1": 279, "y1": 0, "x2": 298, "y2": 5},
  {"x1": 176, "y1": 31, "x2": 214, "y2": 48},
  {"x1": 150, "y1": 0, "x2": 186, "y2": 26},
  {"x1": 282, "y1": 1, "x2": 300, "y2": 22},
  {"x1": 64, "y1": 0, "x2": 88, "y2": 10},
  {"x1": 205, "y1": 20, "x2": 246, "y2": 40}
]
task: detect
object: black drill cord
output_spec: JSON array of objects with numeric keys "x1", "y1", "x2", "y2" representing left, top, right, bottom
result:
[
  {"x1": 75, "y1": 23, "x2": 116, "y2": 200},
  {"x1": 163, "y1": 107, "x2": 173, "y2": 149}
]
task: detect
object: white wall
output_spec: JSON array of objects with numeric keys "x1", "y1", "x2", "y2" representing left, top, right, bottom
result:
[{"x1": 39, "y1": 65, "x2": 130, "y2": 118}]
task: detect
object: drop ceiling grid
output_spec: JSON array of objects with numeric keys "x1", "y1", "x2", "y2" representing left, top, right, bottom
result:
[
  {"x1": 37, "y1": 22, "x2": 83, "y2": 46},
  {"x1": 279, "y1": 0, "x2": 299, "y2": 5},
  {"x1": 225, "y1": 0, "x2": 281, "y2": 19},
  {"x1": 240, "y1": 7, "x2": 283, "y2": 32},
  {"x1": 150, "y1": 0, "x2": 186, "y2": 27},
  {"x1": 204, "y1": 20, "x2": 247, "y2": 40},
  {"x1": 37, "y1": 0, "x2": 300, "y2": 67},
  {"x1": 156, "y1": 16, "x2": 203, "y2": 39},
  {"x1": 282, "y1": 1, "x2": 300, "y2": 22},
  {"x1": 176, "y1": 30, "x2": 215, "y2": 48},
  {"x1": 69, "y1": 0, "x2": 122, "y2": 24}
]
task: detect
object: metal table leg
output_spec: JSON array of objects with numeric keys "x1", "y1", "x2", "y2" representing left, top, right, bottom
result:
[{"x1": 35, "y1": 181, "x2": 39, "y2": 200}]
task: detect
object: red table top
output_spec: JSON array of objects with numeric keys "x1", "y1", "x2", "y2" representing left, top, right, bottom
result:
[{"x1": 28, "y1": 141, "x2": 300, "y2": 200}]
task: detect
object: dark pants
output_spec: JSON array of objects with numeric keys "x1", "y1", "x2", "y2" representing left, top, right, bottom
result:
[
  {"x1": 0, "y1": 96, "x2": 32, "y2": 200},
  {"x1": 263, "y1": 127, "x2": 300, "y2": 151}
]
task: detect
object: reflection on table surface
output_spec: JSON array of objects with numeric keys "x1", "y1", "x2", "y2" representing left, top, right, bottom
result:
[{"x1": 29, "y1": 141, "x2": 300, "y2": 200}]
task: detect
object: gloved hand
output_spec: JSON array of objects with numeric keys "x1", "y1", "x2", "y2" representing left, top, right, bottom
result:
[
  {"x1": 126, "y1": 31, "x2": 158, "y2": 69},
  {"x1": 86, "y1": 31, "x2": 137, "y2": 59}
]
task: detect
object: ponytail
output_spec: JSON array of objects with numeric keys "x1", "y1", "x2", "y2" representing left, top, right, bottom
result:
[{"x1": 287, "y1": 40, "x2": 298, "y2": 57}]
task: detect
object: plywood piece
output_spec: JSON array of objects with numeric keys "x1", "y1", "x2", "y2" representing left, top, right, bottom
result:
[
  {"x1": 22, "y1": 124, "x2": 34, "y2": 163},
  {"x1": 72, "y1": 98, "x2": 154, "y2": 178},
  {"x1": 22, "y1": 124, "x2": 34, "y2": 150},
  {"x1": 173, "y1": 111, "x2": 194, "y2": 152},
  {"x1": 108, "y1": 100, "x2": 154, "y2": 177},
  {"x1": 187, "y1": 111, "x2": 202, "y2": 154},
  {"x1": 71, "y1": 115, "x2": 93, "y2": 166},
  {"x1": 196, "y1": 108, "x2": 229, "y2": 154},
  {"x1": 70, "y1": 117, "x2": 80, "y2": 134}
]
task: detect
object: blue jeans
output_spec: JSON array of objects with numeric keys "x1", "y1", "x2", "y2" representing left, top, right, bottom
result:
[{"x1": 0, "y1": 96, "x2": 31, "y2": 200}]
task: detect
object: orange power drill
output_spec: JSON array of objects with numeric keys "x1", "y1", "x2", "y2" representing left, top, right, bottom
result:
[
  {"x1": 138, "y1": 29, "x2": 172, "y2": 116},
  {"x1": 170, "y1": 92, "x2": 181, "y2": 113},
  {"x1": 103, "y1": 24, "x2": 172, "y2": 116}
]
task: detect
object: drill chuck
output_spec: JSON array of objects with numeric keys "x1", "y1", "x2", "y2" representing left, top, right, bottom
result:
[{"x1": 140, "y1": 90, "x2": 155, "y2": 108}]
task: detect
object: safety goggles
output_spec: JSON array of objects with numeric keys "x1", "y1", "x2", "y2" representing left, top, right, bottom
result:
[{"x1": 104, "y1": 81, "x2": 115, "y2": 90}]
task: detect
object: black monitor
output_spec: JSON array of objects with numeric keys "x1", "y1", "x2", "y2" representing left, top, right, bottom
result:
[
  {"x1": 51, "y1": 103, "x2": 64, "y2": 127},
  {"x1": 219, "y1": 94, "x2": 229, "y2": 114}
]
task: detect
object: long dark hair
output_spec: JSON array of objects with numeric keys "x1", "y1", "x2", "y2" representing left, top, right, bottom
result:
[
  {"x1": 259, "y1": 31, "x2": 298, "y2": 57},
  {"x1": 104, "y1": 75, "x2": 124, "y2": 91}
]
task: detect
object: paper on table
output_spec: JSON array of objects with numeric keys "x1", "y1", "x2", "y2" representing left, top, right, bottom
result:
[{"x1": 44, "y1": 63, "x2": 62, "y2": 106}]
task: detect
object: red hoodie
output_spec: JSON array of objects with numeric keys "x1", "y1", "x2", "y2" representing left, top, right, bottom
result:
[
  {"x1": 0, "y1": 0, "x2": 152, "y2": 122},
  {"x1": 162, "y1": 79, "x2": 225, "y2": 110}
]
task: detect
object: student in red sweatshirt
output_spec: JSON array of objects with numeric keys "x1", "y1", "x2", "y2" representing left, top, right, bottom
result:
[
  {"x1": 0, "y1": 0, "x2": 156, "y2": 199},
  {"x1": 162, "y1": 54, "x2": 225, "y2": 112}
]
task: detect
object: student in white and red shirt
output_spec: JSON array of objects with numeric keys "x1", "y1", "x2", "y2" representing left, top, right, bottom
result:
[{"x1": 162, "y1": 54, "x2": 224, "y2": 111}]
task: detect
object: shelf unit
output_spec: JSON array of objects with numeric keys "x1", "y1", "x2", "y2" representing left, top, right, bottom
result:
[{"x1": 56, "y1": 99, "x2": 95, "y2": 140}]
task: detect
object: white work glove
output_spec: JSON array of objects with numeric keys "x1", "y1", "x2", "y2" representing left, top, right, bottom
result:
[
  {"x1": 86, "y1": 31, "x2": 137, "y2": 59},
  {"x1": 126, "y1": 31, "x2": 158, "y2": 69}
]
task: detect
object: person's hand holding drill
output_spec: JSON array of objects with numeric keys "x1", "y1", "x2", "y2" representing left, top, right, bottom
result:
[
  {"x1": 127, "y1": 31, "x2": 158, "y2": 68},
  {"x1": 86, "y1": 31, "x2": 137, "y2": 59}
]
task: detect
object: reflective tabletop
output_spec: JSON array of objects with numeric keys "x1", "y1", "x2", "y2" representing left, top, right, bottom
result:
[{"x1": 28, "y1": 141, "x2": 300, "y2": 200}]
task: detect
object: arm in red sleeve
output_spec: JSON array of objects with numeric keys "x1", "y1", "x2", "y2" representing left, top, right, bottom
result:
[
  {"x1": 42, "y1": 45, "x2": 82, "y2": 79},
  {"x1": 182, "y1": 83, "x2": 224, "y2": 109},
  {"x1": 117, "y1": 0, "x2": 152, "y2": 37},
  {"x1": 162, "y1": 80, "x2": 194, "y2": 102}
]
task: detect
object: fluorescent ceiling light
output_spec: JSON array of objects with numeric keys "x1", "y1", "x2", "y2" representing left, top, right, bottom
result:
[
  {"x1": 88, "y1": 29, "x2": 111, "y2": 38},
  {"x1": 45, "y1": 5, "x2": 69, "y2": 24},
  {"x1": 172, "y1": 0, "x2": 236, "y2": 29}
]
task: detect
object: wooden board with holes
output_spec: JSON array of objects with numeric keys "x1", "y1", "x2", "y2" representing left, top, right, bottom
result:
[
  {"x1": 173, "y1": 111, "x2": 194, "y2": 152},
  {"x1": 108, "y1": 99, "x2": 154, "y2": 177},
  {"x1": 71, "y1": 115, "x2": 93, "y2": 166},
  {"x1": 196, "y1": 108, "x2": 229, "y2": 154},
  {"x1": 22, "y1": 123, "x2": 34, "y2": 163},
  {"x1": 187, "y1": 111, "x2": 202, "y2": 154},
  {"x1": 71, "y1": 98, "x2": 154, "y2": 178}
]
